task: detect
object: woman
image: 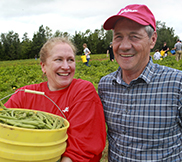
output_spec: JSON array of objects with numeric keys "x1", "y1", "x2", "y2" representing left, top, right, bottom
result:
[
  {"x1": 5, "y1": 37, "x2": 106, "y2": 162},
  {"x1": 83, "y1": 43, "x2": 91, "y2": 67}
]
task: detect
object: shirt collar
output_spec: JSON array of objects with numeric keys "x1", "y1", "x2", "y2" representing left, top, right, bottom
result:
[{"x1": 114, "y1": 57, "x2": 155, "y2": 85}]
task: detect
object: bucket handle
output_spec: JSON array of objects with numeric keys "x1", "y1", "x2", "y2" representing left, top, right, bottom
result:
[{"x1": 0, "y1": 89, "x2": 66, "y2": 119}]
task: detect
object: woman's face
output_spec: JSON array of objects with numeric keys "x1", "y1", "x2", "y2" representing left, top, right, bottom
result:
[{"x1": 41, "y1": 42, "x2": 76, "y2": 91}]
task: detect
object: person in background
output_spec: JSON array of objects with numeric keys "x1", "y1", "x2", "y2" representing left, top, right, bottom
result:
[
  {"x1": 173, "y1": 39, "x2": 182, "y2": 61},
  {"x1": 83, "y1": 43, "x2": 91, "y2": 67},
  {"x1": 153, "y1": 49, "x2": 161, "y2": 60},
  {"x1": 107, "y1": 42, "x2": 114, "y2": 61},
  {"x1": 98, "y1": 4, "x2": 182, "y2": 161},
  {"x1": 5, "y1": 37, "x2": 106, "y2": 162},
  {"x1": 35, "y1": 54, "x2": 38, "y2": 60},
  {"x1": 161, "y1": 42, "x2": 169, "y2": 58}
]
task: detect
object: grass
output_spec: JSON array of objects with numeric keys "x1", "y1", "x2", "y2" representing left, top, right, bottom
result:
[
  {"x1": 101, "y1": 140, "x2": 108, "y2": 161},
  {"x1": 0, "y1": 54, "x2": 111, "y2": 161},
  {"x1": 1, "y1": 53, "x2": 180, "y2": 161}
]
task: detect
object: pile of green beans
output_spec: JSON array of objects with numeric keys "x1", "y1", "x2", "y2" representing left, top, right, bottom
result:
[{"x1": 0, "y1": 101, "x2": 65, "y2": 130}]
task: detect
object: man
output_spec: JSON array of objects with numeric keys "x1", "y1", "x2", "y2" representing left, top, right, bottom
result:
[
  {"x1": 161, "y1": 42, "x2": 169, "y2": 58},
  {"x1": 173, "y1": 39, "x2": 182, "y2": 61},
  {"x1": 107, "y1": 42, "x2": 114, "y2": 62},
  {"x1": 98, "y1": 4, "x2": 182, "y2": 161}
]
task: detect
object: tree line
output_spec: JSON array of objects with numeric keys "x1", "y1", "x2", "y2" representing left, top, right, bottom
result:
[{"x1": 0, "y1": 21, "x2": 178, "y2": 61}]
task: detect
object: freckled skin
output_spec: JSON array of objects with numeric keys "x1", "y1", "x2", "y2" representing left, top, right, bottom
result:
[{"x1": 41, "y1": 43, "x2": 76, "y2": 91}]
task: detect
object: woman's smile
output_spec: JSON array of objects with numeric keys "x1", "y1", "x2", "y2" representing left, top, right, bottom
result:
[{"x1": 41, "y1": 42, "x2": 75, "y2": 91}]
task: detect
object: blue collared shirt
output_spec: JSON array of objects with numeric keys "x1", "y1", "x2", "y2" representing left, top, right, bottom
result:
[{"x1": 98, "y1": 58, "x2": 182, "y2": 162}]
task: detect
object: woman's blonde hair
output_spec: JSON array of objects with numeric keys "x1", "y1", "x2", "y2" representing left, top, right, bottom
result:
[
  {"x1": 40, "y1": 37, "x2": 77, "y2": 63},
  {"x1": 83, "y1": 43, "x2": 87, "y2": 47}
]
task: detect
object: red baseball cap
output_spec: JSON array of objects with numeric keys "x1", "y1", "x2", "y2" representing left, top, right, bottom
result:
[{"x1": 103, "y1": 4, "x2": 156, "y2": 31}]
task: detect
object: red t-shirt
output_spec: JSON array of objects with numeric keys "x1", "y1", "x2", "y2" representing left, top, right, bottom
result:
[{"x1": 5, "y1": 79, "x2": 106, "y2": 162}]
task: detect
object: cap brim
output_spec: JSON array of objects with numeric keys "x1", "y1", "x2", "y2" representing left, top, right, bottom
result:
[
  {"x1": 103, "y1": 15, "x2": 122, "y2": 30},
  {"x1": 103, "y1": 15, "x2": 151, "y2": 30}
]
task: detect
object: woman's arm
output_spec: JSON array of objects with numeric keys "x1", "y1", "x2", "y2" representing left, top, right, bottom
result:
[
  {"x1": 62, "y1": 81, "x2": 106, "y2": 162},
  {"x1": 85, "y1": 48, "x2": 91, "y2": 56}
]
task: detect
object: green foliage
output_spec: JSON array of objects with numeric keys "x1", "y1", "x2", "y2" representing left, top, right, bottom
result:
[
  {"x1": 0, "y1": 54, "x2": 117, "y2": 102},
  {"x1": 154, "y1": 21, "x2": 178, "y2": 52},
  {"x1": 0, "y1": 54, "x2": 181, "y2": 162},
  {"x1": 21, "y1": 33, "x2": 32, "y2": 59},
  {"x1": 0, "y1": 31, "x2": 21, "y2": 60},
  {"x1": 75, "y1": 59, "x2": 119, "y2": 91},
  {"x1": 0, "y1": 59, "x2": 43, "y2": 102},
  {"x1": 0, "y1": 20, "x2": 178, "y2": 61},
  {"x1": 31, "y1": 25, "x2": 47, "y2": 58},
  {"x1": 1, "y1": 54, "x2": 181, "y2": 104},
  {"x1": 153, "y1": 54, "x2": 182, "y2": 70}
]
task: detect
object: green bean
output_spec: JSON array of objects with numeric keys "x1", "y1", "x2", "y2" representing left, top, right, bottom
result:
[
  {"x1": 0, "y1": 110, "x2": 10, "y2": 116},
  {"x1": 0, "y1": 114, "x2": 17, "y2": 120},
  {"x1": 15, "y1": 123, "x2": 36, "y2": 129},
  {"x1": 56, "y1": 118, "x2": 65, "y2": 129},
  {"x1": 31, "y1": 115, "x2": 43, "y2": 122},
  {"x1": 47, "y1": 114, "x2": 54, "y2": 125},
  {"x1": 21, "y1": 120, "x2": 43, "y2": 126},
  {"x1": 0, "y1": 118, "x2": 20, "y2": 126},
  {"x1": 0, "y1": 100, "x2": 8, "y2": 110},
  {"x1": 45, "y1": 118, "x2": 52, "y2": 128},
  {"x1": 0, "y1": 101, "x2": 65, "y2": 130},
  {"x1": 38, "y1": 112, "x2": 53, "y2": 127},
  {"x1": 26, "y1": 111, "x2": 35, "y2": 117},
  {"x1": 52, "y1": 117, "x2": 59, "y2": 129},
  {"x1": 36, "y1": 112, "x2": 44, "y2": 121},
  {"x1": 16, "y1": 112, "x2": 27, "y2": 119},
  {"x1": 11, "y1": 109, "x2": 15, "y2": 117},
  {"x1": 41, "y1": 112, "x2": 54, "y2": 125}
]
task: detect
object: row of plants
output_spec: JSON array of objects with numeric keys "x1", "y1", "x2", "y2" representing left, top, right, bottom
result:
[
  {"x1": 0, "y1": 54, "x2": 119, "y2": 103},
  {"x1": 1, "y1": 54, "x2": 181, "y2": 102},
  {"x1": 0, "y1": 53, "x2": 181, "y2": 162}
]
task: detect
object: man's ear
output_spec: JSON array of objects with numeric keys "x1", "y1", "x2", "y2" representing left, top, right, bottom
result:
[{"x1": 150, "y1": 31, "x2": 157, "y2": 49}]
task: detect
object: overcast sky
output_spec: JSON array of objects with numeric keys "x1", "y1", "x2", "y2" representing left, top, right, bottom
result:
[{"x1": 0, "y1": 0, "x2": 182, "y2": 40}]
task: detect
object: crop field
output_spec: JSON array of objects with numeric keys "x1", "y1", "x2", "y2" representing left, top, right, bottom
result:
[
  {"x1": 0, "y1": 54, "x2": 120, "y2": 102},
  {"x1": 0, "y1": 53, "x2": 181, "y2": 161}
]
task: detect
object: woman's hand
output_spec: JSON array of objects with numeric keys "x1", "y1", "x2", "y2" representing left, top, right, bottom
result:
[{"x1": 61, "y1": 156, "x2": 73, "y2": 162}]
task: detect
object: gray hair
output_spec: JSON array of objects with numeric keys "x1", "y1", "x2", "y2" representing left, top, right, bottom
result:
[{"x1": 145, "y1": 25, "x2": 155, "y2": 38}]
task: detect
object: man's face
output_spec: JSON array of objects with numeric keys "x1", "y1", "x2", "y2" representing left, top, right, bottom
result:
[{"x1": 112, "y1": 18, "x2": 157, "y2": 78}]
